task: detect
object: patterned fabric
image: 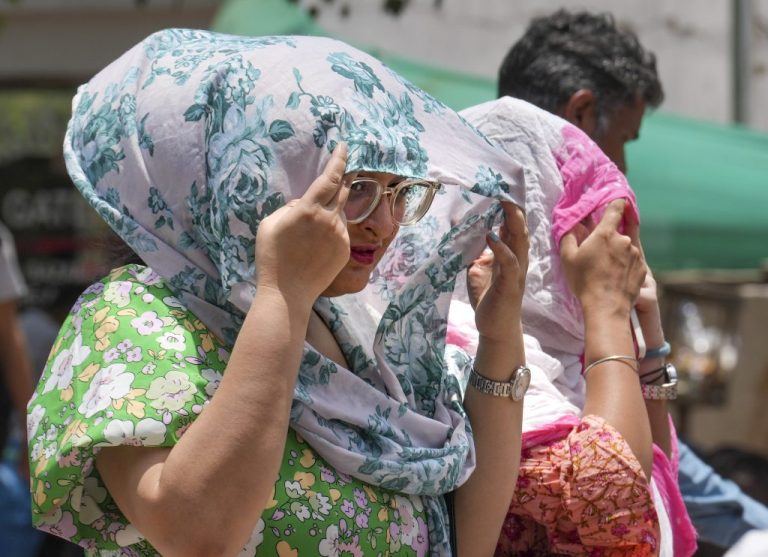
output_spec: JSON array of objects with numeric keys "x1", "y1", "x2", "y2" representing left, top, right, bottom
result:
[
  {"x1": 439, "y1": 99, "x2": 692, "y2": 554},
  {"x1": 550, "y1": 124, "x2": 638, "y2": 253},
  {"x1": 43, "y1": 29, "x2": 526, "y2": 555},
  {"x1": 29, "y1": 266, "x2": 431, "y2": 555},
  {"x1": 495, "y1": 415, "x2": 660, "y2": 557}
]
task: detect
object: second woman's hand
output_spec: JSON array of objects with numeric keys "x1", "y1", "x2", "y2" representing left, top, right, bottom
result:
[
  {"x1": 560, "y1": 198, "x2": 646, "y2": 321},
  {"x1": 255, "y1": 143, "x2": 352, "y2": 305},
  {"x1": 468, "y1": 202, "x2": 529, "y2": 343}
]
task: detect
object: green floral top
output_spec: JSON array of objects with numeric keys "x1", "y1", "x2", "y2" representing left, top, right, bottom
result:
[{"x1": 28, "y1": 265, "x2": 429, "y2": 556}]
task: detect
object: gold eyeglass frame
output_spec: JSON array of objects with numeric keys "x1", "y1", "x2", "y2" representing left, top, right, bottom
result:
[{"x1": 344, "y1": 177, "x2": 442, "y2": 226}]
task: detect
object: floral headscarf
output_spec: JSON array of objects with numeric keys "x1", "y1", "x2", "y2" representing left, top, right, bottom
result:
[{"x1": 63, "y1": 29, "x2": 524, "y2": 554}]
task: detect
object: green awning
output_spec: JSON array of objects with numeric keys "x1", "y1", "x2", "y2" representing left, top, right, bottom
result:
[
  {"x1": 211, "y1": 0, "x2": 325, "y2": 37},
  {"x1": 627, "y1": 113, "x2": 768, "y2": 271},
  {"x1": 211, "y1": 0, "x2": 768, "y2": 271}
]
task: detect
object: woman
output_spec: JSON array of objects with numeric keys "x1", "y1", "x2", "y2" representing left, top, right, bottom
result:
[
  {"x1": 28, "y1": 30, "x2": 528, "y2": 556},
  {"x1": 440, "y1": 97, "x2": 697, "y2": 555}
]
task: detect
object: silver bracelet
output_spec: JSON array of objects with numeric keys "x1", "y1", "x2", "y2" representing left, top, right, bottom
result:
[
  {"x1": 582, "y1": 355, "x2": 638, "y2": 376},
  {"x1": 641, "y1": 382, "x2": 678, "y2": 400}
]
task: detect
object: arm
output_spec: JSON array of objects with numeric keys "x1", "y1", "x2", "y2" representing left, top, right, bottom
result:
[
  {"x1": 560, "y1": 200, "x2": 654, "y2": 479},
  {"x1": 635, "y1": 269, "x2": 672, "y2": 457},
  {"x1": 454, "y1": 203, "x2": 528, "y2": 556},
  {"x1": 96, "y1": 144, "x2": 352, "y2": 557},
  {"x1": 0, "y1": 299, "x2": 36, "y2": 475}
]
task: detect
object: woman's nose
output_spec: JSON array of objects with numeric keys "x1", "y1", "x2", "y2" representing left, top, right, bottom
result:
[{"x1": 362, "y1": 194, "x2": 397, "y2": 237}]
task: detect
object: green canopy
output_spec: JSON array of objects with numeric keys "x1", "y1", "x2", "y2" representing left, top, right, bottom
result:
[
  {"x1": 627, "y1": 114, "x2": 768, "y2": 271},
  {"x1": 211, "y1": 0, "x2": 324, "y2": 37},
  {"x1": 211, "y1": 0, "x2": 768, "y2": 271}
]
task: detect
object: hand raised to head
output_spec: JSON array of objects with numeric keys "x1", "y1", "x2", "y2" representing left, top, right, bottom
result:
[
  {"x1": 469, "y1": 202, "x2": 529, "y2": 342},
  {"x1": 560, "y1": 198, "x2": 645, "y2": 319},
  {"x1": 255, "y1": 143, "x2": 352, "y2": 304}
]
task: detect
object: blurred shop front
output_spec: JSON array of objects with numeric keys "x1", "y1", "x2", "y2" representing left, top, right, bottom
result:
[
  {"x1": 0, "y1": 90, "x2": 118, "y2": 323},
  {"x1": 0, "y1": 0, "x2": 218, "y2": 324},
  {"x1": 660, "y1": 270, "x2": 768, "y2": 460}
]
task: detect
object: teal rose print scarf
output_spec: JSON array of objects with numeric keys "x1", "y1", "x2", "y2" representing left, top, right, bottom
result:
[{"x1": 62, "y1": 29, "x2": 524, "y2": 554}]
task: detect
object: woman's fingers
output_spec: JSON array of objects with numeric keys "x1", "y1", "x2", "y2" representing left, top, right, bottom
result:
[
  {"x1": 334, "y1": 174, "x2": 351, "y2": 216},
  {"x1": 499, "y1": 202, "x2": 528, "y2": 265},
  {"x1": 466, "y1": 250, "x2": 494, "y2": 309},
  {"x1": 624, "y1": 212, "x2": 640, "y2": 245},
  {"x1": 559, "y1": 223, "x2": 589, "y2": 260},
  {"x1": 559, "y1": 230, "x2": 578, "y2": 261},
  {"x1": 303, "y1": 142, "x2": 349, "y2": 207},
  {"x1": 487, "y1": 230, "x2": 519, "y2": 276},
  {"x1": 596, "y1": 198, "x2": 627, "y2": 233}
]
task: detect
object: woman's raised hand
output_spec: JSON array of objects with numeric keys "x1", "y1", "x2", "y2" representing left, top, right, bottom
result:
[
  {"x1": 255, "y1": 143, "x2": 352, "y2": 304},
  {"x1": 559, "y1": 199, "x2": 646, "y2": 319},
  {"x1": 468, "y1": 202, "x2": 529, "y2": 342}
]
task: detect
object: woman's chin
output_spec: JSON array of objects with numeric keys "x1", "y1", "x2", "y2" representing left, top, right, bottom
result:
[{"x1": 321, "y1": 265, "x2": 373, "y2": 297}]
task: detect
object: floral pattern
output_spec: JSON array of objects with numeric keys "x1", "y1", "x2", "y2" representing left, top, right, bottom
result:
[
  {"x1": 59, "y1": 29, "x2": 526, "y2": 556},
  {"x1": 29, "y1": 266, "x2": 429, "y2": 555},
  {"x1": 495, "y1": 415, "x2": 660, "y2": 556}
]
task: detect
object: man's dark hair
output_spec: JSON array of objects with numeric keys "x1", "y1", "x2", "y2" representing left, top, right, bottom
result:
[{"x1": 498, "y1": 9, "x2": 664, "y2": 127}]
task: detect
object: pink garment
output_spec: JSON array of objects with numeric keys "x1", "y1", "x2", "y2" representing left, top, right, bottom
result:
[
  {"x1": 498, "y1": 414, "x2": 661, "y2": 556},
  {"x1": 550, "y1": 123, "x2": 696, "y2": 556},
  {"x1": 651, "y1": 417, "x2": 699, "y2": 557},
  {"x1": 521, "y1": 414, "x2": 579, "y2": 450},
  {"x1": 517, "y1": 415, "x2": 697, "y2": 557},
  {"x1": 454, "y1": 99, "x2": 696, "y2": 555},
  {"x1": 551, "y1": 124, "x2": 640, "y2": 247}
]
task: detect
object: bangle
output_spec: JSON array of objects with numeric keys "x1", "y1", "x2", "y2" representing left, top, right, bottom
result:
[
  {"x1": 643, "y1": 341, "x2": 671, "y2": 360},
  {"x1": 583, "y1": 355, "x2": 638, "y2": 376},
  {"x1": 640, "y1": 369, "x2": 666, "y2": 385}
]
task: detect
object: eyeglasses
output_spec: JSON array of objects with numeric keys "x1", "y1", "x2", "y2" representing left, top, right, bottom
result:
[{"x1": 343, "y1": 177, "x2": 441, "y2": 226}]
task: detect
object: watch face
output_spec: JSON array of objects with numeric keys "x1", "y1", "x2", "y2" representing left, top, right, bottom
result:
[{"x1": 512, "y1": 367, "x2": 531, "y2": 401}]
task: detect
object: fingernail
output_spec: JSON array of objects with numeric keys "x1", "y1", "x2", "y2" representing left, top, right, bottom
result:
[{"x1": 488, "y1": 231, "x2": 500, "y2": 242}]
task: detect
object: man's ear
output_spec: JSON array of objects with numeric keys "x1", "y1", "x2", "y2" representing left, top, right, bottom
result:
[{"x1": 563, "y1": 89, "x2": 597, "y2": 136}]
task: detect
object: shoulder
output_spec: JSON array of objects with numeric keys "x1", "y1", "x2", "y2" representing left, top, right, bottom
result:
[
  {"x1": 460, "y1": 98, "x2": 569, "y2": 160},
  {"x1": 32, "y1": 264, "x2": 228, "y2": 419}
]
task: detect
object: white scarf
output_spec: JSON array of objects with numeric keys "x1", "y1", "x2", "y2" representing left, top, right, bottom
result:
[{"x1": 64, "y1": 29, "x2": 525, "y2": 554}]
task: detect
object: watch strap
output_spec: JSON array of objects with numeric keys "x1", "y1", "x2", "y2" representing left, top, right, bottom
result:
[
  {"x1": 641, "y1": 382, "x2": 678, "y2": 400},
  {"x1": 467, "y1": 365, "x2": 530, "y2": 401}
]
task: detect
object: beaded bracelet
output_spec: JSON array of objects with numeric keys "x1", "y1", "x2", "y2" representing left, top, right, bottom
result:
[{"x1": 643, "y1": 341, "x2": 671, "y2": 360}]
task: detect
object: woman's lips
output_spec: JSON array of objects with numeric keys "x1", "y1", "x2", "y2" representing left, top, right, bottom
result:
[{"x1": 350, "y1": 245, "x2": 378, "y2": 264}]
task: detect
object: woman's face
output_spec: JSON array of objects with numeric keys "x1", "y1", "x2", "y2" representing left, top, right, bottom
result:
[{"x1": 321, "y1": 172, "x2": 403, "y2": 297}]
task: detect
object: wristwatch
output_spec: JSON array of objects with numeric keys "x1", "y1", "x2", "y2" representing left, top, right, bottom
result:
[
  {"x1": 468, "y1": 365, "x2": 531, "y2": 401},
  {"x1": 641, "y1": 363, "x2": 678, "y2": 400}
]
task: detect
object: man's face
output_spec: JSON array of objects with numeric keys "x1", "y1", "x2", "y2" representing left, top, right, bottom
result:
[{"x1": 592, "y1": 97, "x2": 646, "y2": 174}]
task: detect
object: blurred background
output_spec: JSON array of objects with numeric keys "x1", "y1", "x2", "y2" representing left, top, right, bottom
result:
[{"x1": 0, "y1": 1, "x2": 766, "y2": 556}]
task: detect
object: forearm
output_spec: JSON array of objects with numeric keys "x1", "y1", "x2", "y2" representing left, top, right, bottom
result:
[
  {"x1": 636, "y1": 308, "x2": 672, "y2": 458},
  {"x1": 639, "y1": 355, "x2": 672, "y2": 458},
  {"x1": 0, "y1": 304, "x2": 37, "y2": 424},
  {"x1": 581, "y1": 311, "x2": 653, "y2": 478},
  {"x1": 100, "y1": 288, "x2": 312, "y2": 556},
  {"x1": 454, "y1": 330, "x2": 524, "y2": 556}
]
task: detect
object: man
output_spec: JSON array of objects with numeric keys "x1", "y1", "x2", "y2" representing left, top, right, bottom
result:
[
  {"x1": 498, "y1": 9, "x2": 662, "y2": 175},
  {"x1": 0, "y1": 219, "x2": 43, "y2": 556},
  {"x1": 497, "y1": 8, "x2": 768, "y2": 549}
]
